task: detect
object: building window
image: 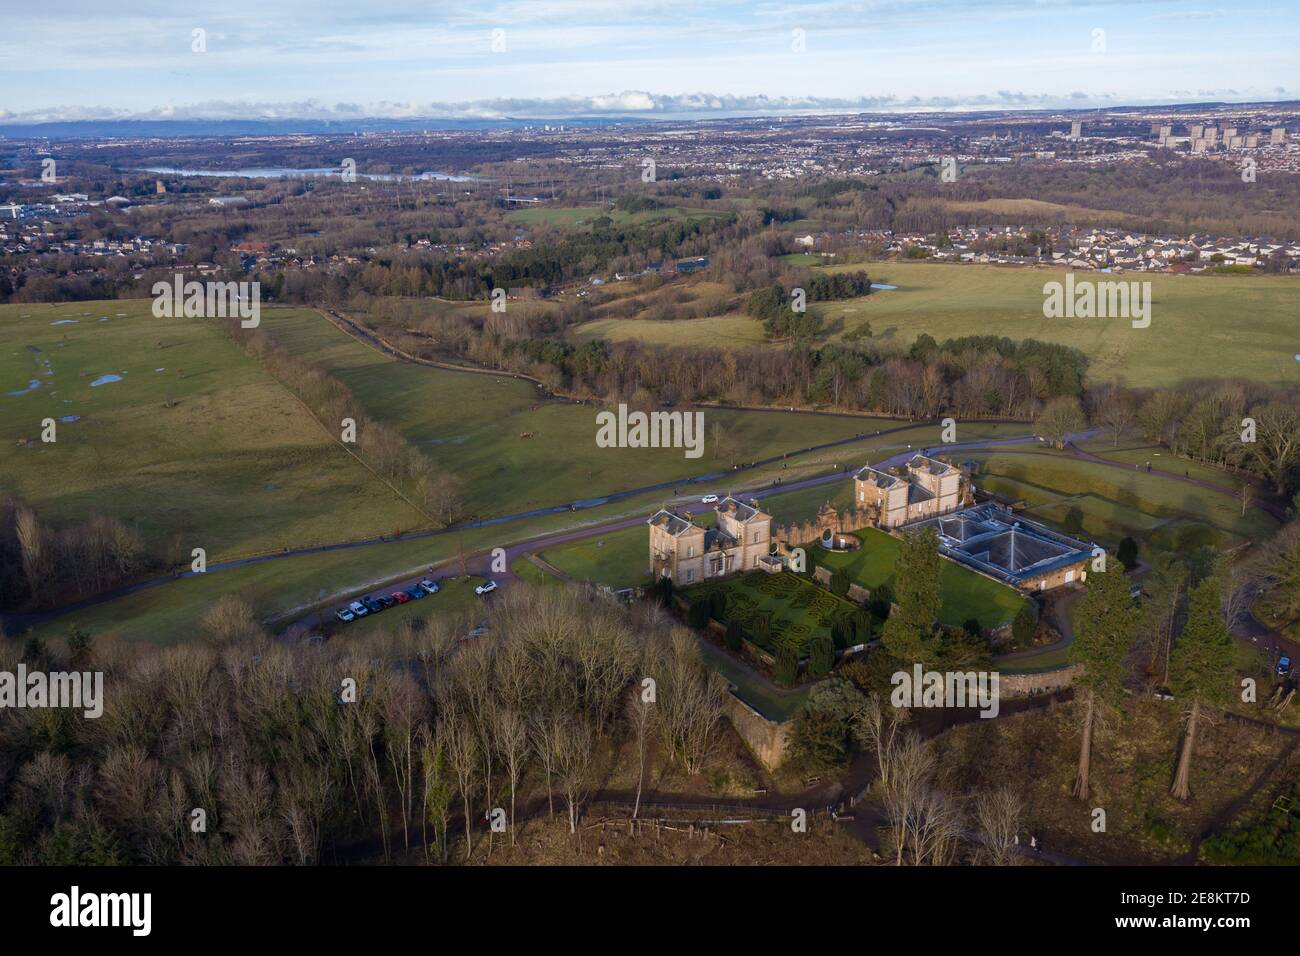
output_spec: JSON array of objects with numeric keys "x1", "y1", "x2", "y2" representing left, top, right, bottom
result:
[
  {"x1": 686, "y1": 569, "x2": 695, "y2": 583},
  {"x1": 687, "y1": 545, "x2": 694, "y2": 558}
]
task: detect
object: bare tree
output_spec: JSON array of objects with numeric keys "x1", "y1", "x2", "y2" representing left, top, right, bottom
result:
[
  {"x1": 626, "y1": 681, "x2": 656, "y2": 819},
  {"x1": 880, "y1": 731, "x2": 935, "y2": 866},
  {"x1": 655, "y1": 630, "x2": 725, "y2": 775},
  {"x1": 440, "y1": 703, "x2": 479, "y2": 860},
  {"x1": 855, "y1": 693, "x2": 910, "y2": 790},
  {"x1": 489, "y1": 703, "x2": 528, "y2": 844},
  {"x1": 554, "y1": 716, "x2": 596, "y2": 835},
  {"x1": 972, "y1": 787, "x2": 1023, "y2": 866}
]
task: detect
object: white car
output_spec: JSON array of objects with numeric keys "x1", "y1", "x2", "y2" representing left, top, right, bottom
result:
[
  {"x1": 701, "y1": 494, "x2": 719, "y2": 504},
  {"x1": 348, "y1": 600, "x2": 368, "y2": 617},
  {"x1": 335, "y1": 608, "x2": 355, "y2": 623},
  {"x1": 419, "y1": 578, "x2": 440, "y2": 595},
  {"x1": 475, "y1": 580, "x2": 499, "y2": 596}
]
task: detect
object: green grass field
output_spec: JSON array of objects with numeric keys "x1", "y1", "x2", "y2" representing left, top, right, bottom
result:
[
  {"x1": 258, "y1": 309, "x2": 890, "y2": 516},
  {"x1": 967, "y1": 448, "x2": 1275, "y2": 555},
  {"x1": 814, "y1": 261, "x2": 1300, "y2": 386},
  {"x1": 572, "y1": 260, "x2": 1300, "y2": 386},
  {"x1": 536, "y1": 526, "x2": 649, "y2": 589},
  {"x1": 572, "y1": 312, "x2": 769, "y2": 347},
  {"x1": 0, "y1": 301, "x2": 418, "y2": 560},
  {"x1": 813, "y1": 528, "x2": 1029, "y2": 629}
]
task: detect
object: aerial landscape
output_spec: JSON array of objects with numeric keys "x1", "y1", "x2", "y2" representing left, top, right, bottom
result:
[{"x1": 1, "y1": 0, "x2": 1298, "y2": 934}]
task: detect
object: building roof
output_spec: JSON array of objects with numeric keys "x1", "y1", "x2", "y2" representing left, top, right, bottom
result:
[
  {"x1": 647, "y1": 509, "x2": 698, "y2": 537},
  {"x1": 853, "y1": 465, "x2": 899, "y2": 488},
  {"x1": 717, "y1": 496, "x2": 764, "y2": 521},
  {"x1": 908, "y1": 504, "x2": 1094, "y2": 585},
  {"x1": 908, "y1": 454, "x2": 953, "y2": 476}
]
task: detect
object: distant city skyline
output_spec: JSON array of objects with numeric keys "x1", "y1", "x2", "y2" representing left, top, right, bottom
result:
[{"x1": 3, "y1": 0, "x2": 1298, "y2": 122}]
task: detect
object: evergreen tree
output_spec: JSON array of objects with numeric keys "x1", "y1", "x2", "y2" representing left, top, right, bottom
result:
[
  {"x1": 1168, "y1": 575, "x2": 1235, "y2": 800},
  {"x1": 881, "y1": 529, "x2": 943, "y2": 666},
  {"x1": 1068, "y1": 560, "x2": 1141, "y2": 799},
  {"x1": 774, "y1": 641, "x2": 799, "y2": 687},
  {"x1": 808, "y1": 633, "x2": 835, "y2": 677}
]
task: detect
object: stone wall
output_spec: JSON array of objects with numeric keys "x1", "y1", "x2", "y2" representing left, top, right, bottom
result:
[
  {"x1": 999, "y1": 663, "x2": 1080, "y2": 696},
  {"x1": 724, "y1": 691, "x2": 791, "y2": 769},
  {"x1": 775, "y1": 505, "x2": 875, "y2": 549}
]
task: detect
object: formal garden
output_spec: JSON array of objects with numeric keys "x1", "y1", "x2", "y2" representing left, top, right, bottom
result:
[
  {"x1": 678, "y1": 570, "x2": 877, "y2": 686},
  {"x1": 811, "y1": 528, "x2": 1029, "y2": 631}
]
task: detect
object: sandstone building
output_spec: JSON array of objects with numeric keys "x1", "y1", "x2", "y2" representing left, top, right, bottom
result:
[
  {"x1": 854, "y1": 454, "x2": 963, "y2": 528},
  {"x1": 647, "y1": 497, "x2": 773, "y2": 584}
]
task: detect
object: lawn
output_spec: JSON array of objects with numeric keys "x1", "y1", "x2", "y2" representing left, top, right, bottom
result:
[
  {"x1": 967, "y1": 447, "x2": 1276, "y2": 555},
  {"x1": 0, "y1": 301, "x2": 418, "y2": 561},
  {"x1": 536, "y1": 525, "x2": 649, "y2": 589},
  {"x1": 572, "y1": 313, "x2": 769, "y2": 347},
  {"x1": 813, "y1": 528, "x2": 1029, "y2": 630},
  {"x1": 257, "y1": 308, "x2": 891, "y2": 516},
  {"x1": 684, "y1": 570, "x2": 863, "y2": 655},
  {"x1": 577, "y1": 260, "x2": 1300, "y2": 387},
  {"x1": 810, "y1": 260, "x2": 1300, "y2": 387}
]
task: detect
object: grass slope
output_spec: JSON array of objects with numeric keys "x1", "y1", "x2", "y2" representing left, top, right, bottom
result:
[{"x1": 0, "y1": 301, "x2": 417, "y2": 560}]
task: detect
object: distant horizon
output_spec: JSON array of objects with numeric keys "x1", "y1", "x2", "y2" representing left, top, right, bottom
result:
[
  {"x1": 4, "y1": 0, "x2": 1298, "y2": 122},
  {"x1": 3, "y1": 97, "x2": 1299, "y2": 140}
]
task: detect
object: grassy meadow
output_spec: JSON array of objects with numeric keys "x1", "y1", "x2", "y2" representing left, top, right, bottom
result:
[
  {"x1": 0, "y1": 301, "x2": 418, "y2": 561},
  {"x1": 966, "y1": 446, "x2": 1276, "y2": 555},
  {"x1": 570, "y1": 260, "x2": 1300, "y2": 387},
  {"x1": 258, "y1": 308, "x2": 888, "y2": 516}
]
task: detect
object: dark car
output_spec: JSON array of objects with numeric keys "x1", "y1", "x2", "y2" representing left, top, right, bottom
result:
[
  {"x1": 377, "y1": 595, "x2": 396, "y2": 609},
  {"x1": 362, "y1": 596, "x2": 384, "y2": 613},
  {"x1": 405, "y1": 586, "x2": 425, "y2": 600}
]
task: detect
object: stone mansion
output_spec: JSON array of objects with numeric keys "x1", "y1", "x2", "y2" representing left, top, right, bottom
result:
[
  {"x1": 854, "y1": 454, "x2": 964, "y2": 528},
  {"x1": 648, "y1": 496, "x2": 774, "y2": 585},
  {"x1": 647, "y1": 453, "x2": 1092, "y2": 595}
]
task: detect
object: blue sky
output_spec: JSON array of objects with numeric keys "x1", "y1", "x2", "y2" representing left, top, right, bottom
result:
[{"x1": 2, "y1": 0, "x2": 1297, "y2": 121}]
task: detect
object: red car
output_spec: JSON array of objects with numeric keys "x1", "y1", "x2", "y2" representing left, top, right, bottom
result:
[{"x1": 391, "y1": 591, "x2": 411, "y2": 604}]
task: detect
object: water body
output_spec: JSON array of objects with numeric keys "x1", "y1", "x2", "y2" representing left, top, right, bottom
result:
[
  {"x1": 140, "y1": 166, "x2": 485, "y2": 183},
  {"x1": 89, "y1": 374, "x2": 122, "y2": 387},
  {"x1": 50, "y1": 319, "x2": 79, "y2": 325},
  {"x1": 59, "y1": 415, "x2": 80, "y2": 423},
  {"x1": 870, "y1": 283, "x2": 898, "y2": 291},
  {"x1": 8, "y1": 379, "x2": 40, "y2": 396}
]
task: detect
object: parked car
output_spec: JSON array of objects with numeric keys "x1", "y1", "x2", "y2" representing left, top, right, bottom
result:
[
  {"x1": 391, "y1": 591, "x2": 411, "y2": 604},
  {"x1": 378, "y1": 595, "x2": 397, "y2": 609},
  {"x1": 348, "y1": 600, "x2": 368, "y2": 617},
  {"x1": 405, "y1": 586, "x2": 425, "y2": 600},
  {"x1": 701, "y1": 494, "x2": 719, "y2": 504},
  {"x1": 1279, "y1": 655, "x2": 1292, "y2": 676},
  {"x1": 335, "y1": 608, "x2": 355, "y2": 623},
  {"x1": 475, "y1": 580, "x2": 499, "y2": 596},
  {"x1": 419, "y1": 579, "x2": 440, "y2": 595},
  {"x1": 363, "y1": 597, "x2": 384, "y2": 613}
]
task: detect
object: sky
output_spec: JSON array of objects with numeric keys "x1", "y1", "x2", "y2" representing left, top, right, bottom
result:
[{"x1": 2, "y1": 0, "x2": 1298, "y2": 122}]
